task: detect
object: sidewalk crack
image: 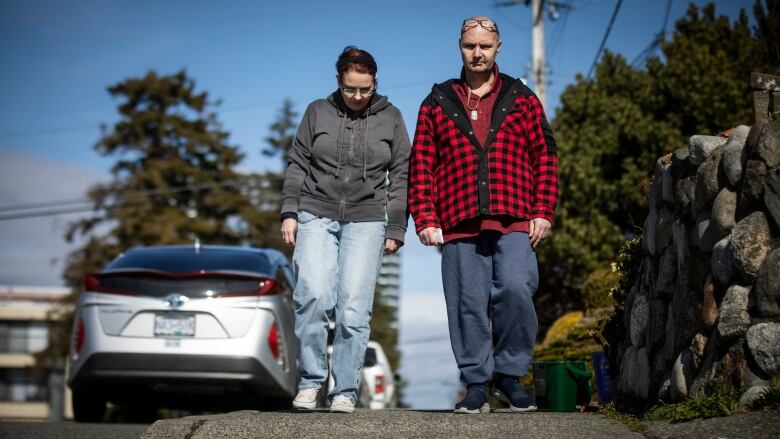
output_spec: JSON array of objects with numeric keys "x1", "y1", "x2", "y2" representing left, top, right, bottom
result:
[{"x1": 183, "y1": 418, "x2": 207, "y2": 439}]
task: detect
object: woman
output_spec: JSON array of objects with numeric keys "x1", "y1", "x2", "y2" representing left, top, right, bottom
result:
[{"x1": 280, "y1": 46, "x2": 411, "y2": 413}]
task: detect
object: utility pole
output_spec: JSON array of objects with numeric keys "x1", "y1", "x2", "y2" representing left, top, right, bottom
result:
[
  {"x1": 496, "y1": 0, "x2": 571, "y2": 110},
  {"x1": 532, "y1": 0, "x2": 546, "y2": 108}
]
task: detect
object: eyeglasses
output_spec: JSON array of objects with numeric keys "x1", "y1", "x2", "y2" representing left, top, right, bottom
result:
[
  {"x1": 461, "y1": 18, "x2": 499, "y2": 34},
  {"x1": 341, "y1": 85, "x2": 375, "y2": 98}
]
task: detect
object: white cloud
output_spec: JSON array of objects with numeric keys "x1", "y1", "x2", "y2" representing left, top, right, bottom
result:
[{"x1": 0, "y1": 151, "x2": 107, "y2": 286}]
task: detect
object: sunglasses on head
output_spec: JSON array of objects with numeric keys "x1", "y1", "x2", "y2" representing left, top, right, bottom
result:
[{"x1": 461, "y1": 18, "x2": 499, "y2": 34}]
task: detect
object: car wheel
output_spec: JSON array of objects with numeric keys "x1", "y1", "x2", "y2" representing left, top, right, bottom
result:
[
  {"x1": 72, "y1": 390, "x2": 107, "y2": 423},
  {"x1": 126, "y1": 404, "x2": 159, "y2": 423},
  {"x1": 257, "y1": 396, "x2": 293, "y2": 411}
]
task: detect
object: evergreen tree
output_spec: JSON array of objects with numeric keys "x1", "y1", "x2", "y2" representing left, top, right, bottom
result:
[
  {"x1": 536, "y1": 1, "x2": 779, "y2": 326},
  {"x1": 64, "y1": 70, "x2": 264, "y2": 277},
  {"x1": 263, "y1": 98, "x2": 298, "y2": 168},
  {"x1": 41, "y1": 70, "x2": 266, "y2": 365},
  {"x1": 253, "y1": 98, "x2": 299, "y2": 256}
]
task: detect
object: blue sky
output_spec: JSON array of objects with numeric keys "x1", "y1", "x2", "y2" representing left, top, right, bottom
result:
[{"x1": 0, "y1": 0, "x2": 758, "y2": 409}]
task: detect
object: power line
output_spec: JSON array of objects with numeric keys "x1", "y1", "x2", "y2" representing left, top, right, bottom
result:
[
  {"x1": 0, "y1": 80, "x2": 436, "y2": 141},
  {"x1": 586, "y1": 0, "x2": 624, "y2": 81},
  {"x1": 0, "y1": 180, "x2": 249, "y2": 221},
  {"x1": 495, "y1": 5, "x2": 529, "y2": 31},
  {"x1": 573, "y1": 0, "x2": 624, "y2": 153},
  {"x1": 0, "y1": 197, "x2": 94, "y2": 214},
  {"x1": 631, "y1": 0, "x2": 673, "y2": 68},
  {"x1": 548, "y1": 0, "x2": 573, "y2": 60},
  {"x1": 0, "y1": 206, "x2": 104, "y2": 221}
]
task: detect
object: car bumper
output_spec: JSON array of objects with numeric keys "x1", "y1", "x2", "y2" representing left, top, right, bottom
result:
[{"x1": 69, "y1": 352, "x2": 291, "y2": 398}]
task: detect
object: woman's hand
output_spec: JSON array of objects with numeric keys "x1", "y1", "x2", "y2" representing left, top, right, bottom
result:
[
  {"x1": 384, "y1": 238, "x2": 401, "y2": 254},
  {"x1": 281, "y1": 218, "x2": 298, "y2": 247}
]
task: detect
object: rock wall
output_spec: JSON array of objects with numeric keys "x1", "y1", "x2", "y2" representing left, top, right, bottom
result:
[{"x1": 616, "y1": 120, "x2": 780, "y2": 409}]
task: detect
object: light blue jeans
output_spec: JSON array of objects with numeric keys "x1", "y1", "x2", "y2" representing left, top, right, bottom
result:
[{"x1": 292, "y1": 210, "x2": 385, "y2": 403}]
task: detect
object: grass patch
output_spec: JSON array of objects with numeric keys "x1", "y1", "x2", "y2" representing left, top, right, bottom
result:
[
  {"x1": 601, "y1": 381, "x2": 780, "y2": 430},
  {"x1": 644, "y1": 387, "x2": 741, "y2": 423},
  {"x1": 599, "y1": 403, "x2": 646, "y2": 433}
]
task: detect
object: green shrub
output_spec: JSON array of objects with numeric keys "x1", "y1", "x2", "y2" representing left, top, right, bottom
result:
[
  {"x1": 582, "y1": 268, "x2": 619, "y2": 312},
  {"x1": 597, "y1": 236, "x2": 643, "y2": 372},
  {"x1": 644, "y1": 386, "x2": 741, "y2": 423}
]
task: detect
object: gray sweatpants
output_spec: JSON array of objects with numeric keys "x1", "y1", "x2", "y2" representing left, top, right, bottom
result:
[{"x1": 441, "y1": 231, "x2": 539, "y2": 385}]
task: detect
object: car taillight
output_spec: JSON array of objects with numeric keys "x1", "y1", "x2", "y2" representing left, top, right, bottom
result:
[
  {"x1": 257, "y1": 279, "x2": 283, "y2": 295},
  {"x1": 84, "y1": 274, "x2": 100, "y2": 291},
  {"x1": 75, "y1": 317, "x2": 85, "y2": 354},
  {"x1": 375, "y1": 375, "x2": 385, "y2": 394},
  {"x1": 218, "y1": 279, "x2": 283, "y2": 297},
  {"x1": 83, "y1": 274, "x2": 136, "y2": 296},
  {"x1": 268, "y1": 323, "x2": 279, "y2": 358},
  {"x1": 268, "y1": 321, "x2": 286, "y2": 368}
]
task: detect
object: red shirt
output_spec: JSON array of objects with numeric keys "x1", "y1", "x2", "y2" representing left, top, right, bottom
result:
[
  {"x1": 444, "y1": 65, "x2": 528, "y2": 243},
  {"x1": 452, "y1": 65, "x2": 502, "y2": 147},
  {"x1": 443, "y1": 216, "x2": 529, "y2": 243}
]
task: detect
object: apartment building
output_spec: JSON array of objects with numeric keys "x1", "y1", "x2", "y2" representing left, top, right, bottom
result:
[
  {"x1": 0, "y1": 285, "x2": 71, "y2": 419},
  {"x1": 376, "y1": 253, "x2": 400, "y2": 328}
]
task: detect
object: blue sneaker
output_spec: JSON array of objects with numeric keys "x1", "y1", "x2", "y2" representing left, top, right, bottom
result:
[
  {"x1": 454, "y1": 383, "x2": 490, "y2": 414},
  {"x1": 492, "y1": 375, "x2": 537, "y2": 412}
]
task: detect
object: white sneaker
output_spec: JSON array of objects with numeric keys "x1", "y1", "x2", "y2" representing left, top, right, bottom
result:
[
  {"x1": 292, "y1": 387, "x2": 319, "y2": 409},
  {"x1": 330, "y1": 395, "x2": 355, "y2": 413}
]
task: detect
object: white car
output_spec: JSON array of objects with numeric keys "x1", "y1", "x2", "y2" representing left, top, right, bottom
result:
[
  {"x1": 66, "y1": 245, "x2": 298, "y2": 422},
  {"x1": 358, "y1": 341, "x2": 397, "y2": 409},
  {"x1": 325, "y1": 340, "x2": 397, "y2": 409}
]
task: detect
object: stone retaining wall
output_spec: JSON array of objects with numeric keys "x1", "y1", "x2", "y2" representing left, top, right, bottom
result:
[{"x1": 615, "y1": 120, "x2": 779, "y2": 408}]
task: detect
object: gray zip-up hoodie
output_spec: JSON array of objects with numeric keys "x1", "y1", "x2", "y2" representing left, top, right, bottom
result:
[{"x1": 281, "y1": 91, "x2": 411, "y2": 243}]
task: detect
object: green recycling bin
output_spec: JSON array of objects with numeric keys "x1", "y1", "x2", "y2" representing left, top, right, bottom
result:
[{"x1": 533, "y1": 360, "x2": 592, "y2": 412}]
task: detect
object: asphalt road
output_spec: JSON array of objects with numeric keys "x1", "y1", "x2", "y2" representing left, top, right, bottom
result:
[{"x1": 0, "y1": 421, "x2": 148, "y2": 439}]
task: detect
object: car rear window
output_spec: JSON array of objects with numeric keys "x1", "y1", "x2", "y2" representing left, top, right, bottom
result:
[
  {"x1": 106, "y1": 248, "x2": 274, "y2": 275},
  {"x1": 96, "y1": 275, "x2": 262, "y2": 298},
  {"x1": 364, "y1": 347, "x2": 377, "y2": 367}
]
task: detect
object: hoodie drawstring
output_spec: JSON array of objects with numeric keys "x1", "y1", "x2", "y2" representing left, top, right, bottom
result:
[
  {"x1": 334, "y1": 96, "x2": 382, "y2": 181},
  {"x1": 334, "y1": 112, "x2": 347, "y2": 178},
  {"x1": 362, "y1": 106, "x2": 371, "y2": 181}
]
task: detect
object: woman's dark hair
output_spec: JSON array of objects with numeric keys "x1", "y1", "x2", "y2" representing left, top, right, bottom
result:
[{"x1": 336, "y1": 46, "x2": 377, "y2": 80}]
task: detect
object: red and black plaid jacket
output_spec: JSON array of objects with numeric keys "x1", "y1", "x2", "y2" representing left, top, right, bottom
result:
[{"x1": 408, "y1": 73, "x2": 559, "y2": 233}]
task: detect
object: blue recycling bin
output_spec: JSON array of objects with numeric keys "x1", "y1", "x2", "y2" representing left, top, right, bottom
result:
[{"x1": 592, "y1": 351, "x2": 615, "y2": 405}]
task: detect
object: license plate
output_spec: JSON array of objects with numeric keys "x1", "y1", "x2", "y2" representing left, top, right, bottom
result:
[{"x1": 154, "y1": 314, "x2": 195, "y2": 336}]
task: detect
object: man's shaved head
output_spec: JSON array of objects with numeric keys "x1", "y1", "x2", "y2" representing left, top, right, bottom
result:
[{"x1": 459, "y1": 16, "x2": 501, "y2": 76}]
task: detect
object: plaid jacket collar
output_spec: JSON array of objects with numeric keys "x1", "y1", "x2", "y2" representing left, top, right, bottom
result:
[{"x1": 429, "y1": 72, "x2": 528, "y2": 151}]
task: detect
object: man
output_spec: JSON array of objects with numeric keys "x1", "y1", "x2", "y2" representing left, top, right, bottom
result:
[{"x1": 408, "y1": 16, "x2": 558, "y2": 414}]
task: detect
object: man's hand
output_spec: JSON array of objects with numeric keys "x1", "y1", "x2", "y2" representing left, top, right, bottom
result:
[
  {"x1": 418, "y1": 227, "x2": 440, "y2": 246},
  {"x1": 529, "y1": 218, "x2": 552, "y2": 248},
  {"x1": 384, "y1": 238, "x2": 401, "y2": 254},
  {"x1": 281, "y1": 218, "x2": 298, "y2": 247}
]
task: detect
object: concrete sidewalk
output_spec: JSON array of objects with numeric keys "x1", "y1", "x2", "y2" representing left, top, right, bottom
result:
[{"x1": 141, "y1": 409, "x2": 643, "y2": 438}]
